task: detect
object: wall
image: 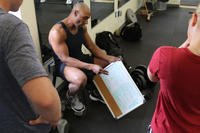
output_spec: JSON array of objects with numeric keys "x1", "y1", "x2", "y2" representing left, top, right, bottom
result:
[
  {"x1": 20, "y1": 0, "x2": 42, "y2": 61},
  {"x1": 86, "y1": 0, "x2": 142, "y2": 40},
  {"x1": 86, "y1": 0, "x2": 180, "y2": 41}
]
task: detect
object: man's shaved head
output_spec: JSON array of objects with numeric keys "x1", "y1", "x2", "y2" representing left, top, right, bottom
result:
[
  {"x1": 71, "y1": 2, "x2": 90, "y2": 27},
  {"x1": 73, "y1": 2, "x2": 90, "y2": 16}
]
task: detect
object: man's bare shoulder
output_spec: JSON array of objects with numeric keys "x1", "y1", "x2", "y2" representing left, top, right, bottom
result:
[
  {"x1": 51, "y1": 24, "x2": 64, "y2": 34},
  {"x1": 48, "y1": 23, "x2": 68, "y2": 46},
  {"x1": 50, "y1": 23, "x2": 67, "y2": 39}
]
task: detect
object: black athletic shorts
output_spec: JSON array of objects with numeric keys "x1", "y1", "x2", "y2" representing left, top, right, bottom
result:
[{"x1": 56, "y1": 54, "x2": 95, "y2": 82}]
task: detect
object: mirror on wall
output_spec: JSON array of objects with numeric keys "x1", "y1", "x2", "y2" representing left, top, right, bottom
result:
[
  {"x1": 34, "y1": 1, "x2": 72, "y2": 62},
  {"x1": 90, "y1": 1, "x2": 114, "y2": 28},
  {"x1": 118, "y1": 0, "x2": 129, "y2": 8}
]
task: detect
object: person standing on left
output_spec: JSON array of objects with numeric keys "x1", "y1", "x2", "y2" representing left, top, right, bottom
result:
[{"x1": 0, "y1": 0, "x2": 61, "y2": 132}]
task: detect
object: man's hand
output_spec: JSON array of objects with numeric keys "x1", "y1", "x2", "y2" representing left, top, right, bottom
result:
[
  {"x1": 88, "y1": 64, "x2": 108, "y2": 75},
  {"x1": 106, "y1": 55, "x2": 121, "y2": 63},
  {"x1": 29, "y1": 116, "x2": 57, "y2": 127}
]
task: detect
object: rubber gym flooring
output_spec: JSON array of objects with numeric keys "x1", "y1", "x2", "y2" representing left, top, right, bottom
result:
[{"x1": 36, "y1": 1, "x2": 196, "y2": 133}]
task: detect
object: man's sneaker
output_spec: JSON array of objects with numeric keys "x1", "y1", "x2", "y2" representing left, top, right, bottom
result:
[
  {"x1": 66, "y1": 91, "x2": 85, "y2": 116},
  {"x1": 89, "y1": 89, "x2": 105, "y2": 104}
]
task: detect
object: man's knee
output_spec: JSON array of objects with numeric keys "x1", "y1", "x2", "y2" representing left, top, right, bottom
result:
[
  {"x1": 63, "y1": 66, "x2": 88, "y2": 88},
  {"x1": 73, "y1": 74, "x2": 87, "y2": 88},
  {"x1": 66, "y1": 73, "x2": 87, "y2": 95}
]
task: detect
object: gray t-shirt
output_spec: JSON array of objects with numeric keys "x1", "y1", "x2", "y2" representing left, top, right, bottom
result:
[{"x1": 0, "y1": 9, "x2": 50, "y2": 132}]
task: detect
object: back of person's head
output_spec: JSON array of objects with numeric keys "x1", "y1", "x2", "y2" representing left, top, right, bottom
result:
[{"x1": 0, "y1": 0, "x2": 23, "y2": 12}]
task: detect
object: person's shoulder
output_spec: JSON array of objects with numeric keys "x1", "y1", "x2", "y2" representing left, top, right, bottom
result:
[
  {"x1": 49, "y1": 23, "x2": 67, "y2": 41},
  {"x1": 0, "y1": 13, "x2": 23, "y2": 29},
  {"x1": 155, "y1": 46, "x2": 180, "y2": 59},
  {"x1": 157, "y1": 46, "x2": 177, "y2": 52},
  {"x1": 53, "y1": 23, "x2": 63, "y2": 31},
  {"x1": 50, "y1": 23, "x2": 65, "y2": 36}
]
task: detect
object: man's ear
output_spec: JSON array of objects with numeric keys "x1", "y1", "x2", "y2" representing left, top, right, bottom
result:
[
  {"x1": 191, "y1": 13, "x2": 198, "y2": 26},
  {"x1": 74, "y1": 10, "x2": 79, "y2": 17}
]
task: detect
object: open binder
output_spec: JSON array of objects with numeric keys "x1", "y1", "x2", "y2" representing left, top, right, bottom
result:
[{"x1": 93, "y1": 61, "x2": 145, "y2": 119}]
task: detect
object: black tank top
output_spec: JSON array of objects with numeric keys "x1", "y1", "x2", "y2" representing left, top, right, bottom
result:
[{"x1": 58, "y1": 21, "x2": 86, "y2": 60}]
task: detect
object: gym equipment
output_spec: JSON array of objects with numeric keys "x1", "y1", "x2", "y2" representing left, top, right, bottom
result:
[
  {"x1": 131, "y1": 69, "x2": 147, "y2": 90},
  {"x1": 130, "y1": 70, "x2": 142, "y2": 89},
  {"x1": 157, "y1": 0, "x2": 168, "y2": 11},
  {"x1": 135, "y1": 65, "x2": 156, "y2": 88},
  {"x1": 114, "y1": 9, "x2": 142, "y2": 41},
  {"x1": 126, "y1": 8, "x2": 137, "y2": 24},
  {"x1": 120, "y1": 22, "x2": 142, "y2": 41},
  {"x1": 135, "y1": 65, "x2": 147, "y2": 75},
  {"x1": 130, "y1": 64, "x2": 157, "y2": 101},
  {"x1": 137, "y1": 74, "x2": 148, "y2": 90}
]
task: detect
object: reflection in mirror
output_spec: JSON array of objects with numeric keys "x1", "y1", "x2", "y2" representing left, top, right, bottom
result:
[
  {"x1": 118, "y1": 0, "x2": 129, "y2": 8},
  {"x1": 34, "y1": 0, "x2": 72, "y2": 62},
  {"x1": 90, "y1": 1, "x2": 114, "y2": 28}
]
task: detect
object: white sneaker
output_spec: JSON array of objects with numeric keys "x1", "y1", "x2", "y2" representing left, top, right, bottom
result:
[{"x1": 89, "y1": 89, "x2": 105, "y2": 104}]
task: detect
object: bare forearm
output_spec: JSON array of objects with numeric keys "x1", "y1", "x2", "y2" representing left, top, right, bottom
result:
[
  {"x1": 23, "y1": 77, "x2": 61, "y2": 123},
  {"x1": 96, "y1": 51, "x2": 108, "y2": 61},
  {"x1": 61, "y1": 56, "x2": 92, "y2": 70},
  {"x1": 31, "y1": 86, "x2": 61, "y2": 123},
  {"x1": 91, "y1": 47, "x2": 109, "y2": 61},
  {"x1": 32, "y1": 97, "x2": 61, "y2": 123}
]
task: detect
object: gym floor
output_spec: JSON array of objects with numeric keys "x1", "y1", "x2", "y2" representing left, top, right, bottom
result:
[{"x1": 36, "y1": 1, "x2": 197, "y2": 133}]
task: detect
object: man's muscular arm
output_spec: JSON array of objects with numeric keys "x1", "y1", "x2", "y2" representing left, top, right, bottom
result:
[{"x1": 48, "y1": 24, "x2": 107, "y2": 74}]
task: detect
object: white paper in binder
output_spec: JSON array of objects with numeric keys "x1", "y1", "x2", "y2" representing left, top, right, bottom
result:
[{"x1": 93, "y1": 61, "x2": 145, "y2": 119}]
